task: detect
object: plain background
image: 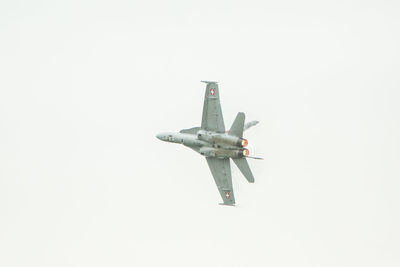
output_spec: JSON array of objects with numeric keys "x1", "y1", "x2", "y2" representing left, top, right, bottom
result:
[{"x1": 1, "y1": 1, "x2": 399, "y2": 266}]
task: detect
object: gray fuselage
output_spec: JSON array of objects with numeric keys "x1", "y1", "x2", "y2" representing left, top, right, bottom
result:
[{"x1": 156, "y1": 131, "x2": 249, "y2": 159}]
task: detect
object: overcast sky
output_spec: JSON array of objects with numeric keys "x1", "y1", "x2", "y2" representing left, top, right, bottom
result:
[{"x1": 1, "y1": 1, "x2": 399, "y2": 266}]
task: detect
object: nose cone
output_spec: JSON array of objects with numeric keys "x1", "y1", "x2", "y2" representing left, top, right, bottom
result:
[{"x1": 156, "y1": 133, "x2": 163, "y2": 140}]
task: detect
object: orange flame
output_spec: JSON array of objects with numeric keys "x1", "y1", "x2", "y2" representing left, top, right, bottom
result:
[
  {"x1": 242, "y1": 149, "x2": 249, "y2": 157},
  {"x1": 241, "y1": 139, "x2": 248, "y2": 147}
]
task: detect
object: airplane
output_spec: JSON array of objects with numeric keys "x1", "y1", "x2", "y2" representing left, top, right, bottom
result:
[{"x1": 156, "y1": 81, "x2": 260, "y2": 205}]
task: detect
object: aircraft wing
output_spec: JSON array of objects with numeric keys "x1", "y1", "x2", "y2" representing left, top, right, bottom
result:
[
  {"x1": 201, "y1": 81, "x2": 225, "y2": 133},
  {"x1": 206, "y1": 157, "x2": 235, "y2": 205}
]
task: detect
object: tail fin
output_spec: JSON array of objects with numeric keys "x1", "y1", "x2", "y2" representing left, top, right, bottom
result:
[
  {"x1": 232, "y1": 158, "x2": 255, "y2": 183},
  {"x1": 229, "y1": 112, "x2": 245, "y2": 138}
]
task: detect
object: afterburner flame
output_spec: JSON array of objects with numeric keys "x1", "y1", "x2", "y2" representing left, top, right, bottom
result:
[
  {"x1": 242, "y1": 148, "x2": 249, "y2": 157},
  {"x1": 241, "y1": 139, "x2": 248, "y2": 147}
]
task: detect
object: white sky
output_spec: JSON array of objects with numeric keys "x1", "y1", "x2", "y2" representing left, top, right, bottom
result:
[{"x1": 1, "y1": 1, "x2": 399, "y2": 266}]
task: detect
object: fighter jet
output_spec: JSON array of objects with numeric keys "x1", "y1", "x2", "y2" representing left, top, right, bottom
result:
[{"x1": 156, "y1": 81, "x2": 260, "y2": 205}]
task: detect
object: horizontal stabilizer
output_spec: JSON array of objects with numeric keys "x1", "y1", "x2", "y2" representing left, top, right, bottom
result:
[
  {"x1": 247, "y1": 156, "x2": 264, "y2": 160},
  {"x1": 244, "y1": 120, "x2": 259, "y2": 131},
  {"x1": 232, "y1": 158, "x2": 255, "y2": 183}
]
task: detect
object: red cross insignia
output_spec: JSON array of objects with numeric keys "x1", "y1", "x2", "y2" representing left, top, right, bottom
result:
[
  {"x1": 225, "y1": 191, "x2": 230, "y2": 199},
  {"x1": 210, "y1": 88, "x2": 215, "y2": 96}
]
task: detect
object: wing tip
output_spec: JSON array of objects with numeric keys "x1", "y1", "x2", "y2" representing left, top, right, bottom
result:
[
  {"x1": 219, "y1": 203, "x2": 236, "y2": 206},
  {"x1": 201, "y1": 80, "x2": 218, "y2": 84}
]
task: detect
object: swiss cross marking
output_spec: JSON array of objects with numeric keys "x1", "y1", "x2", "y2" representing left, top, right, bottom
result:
[
  {"x1": 210, "y1": 88, "x2": 215, "y2": 96},
  {"x1": 225, "y1": 191, "x2": 230, "y2": 199}
]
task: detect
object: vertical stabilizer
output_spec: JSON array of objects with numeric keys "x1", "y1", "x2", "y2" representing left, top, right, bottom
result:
[
  {"x1": 232, "y1": 158, "x2": 255, "y2": 183},
  {"x1": 229, "y1": 112, "x2": 245, "y2": 138}
]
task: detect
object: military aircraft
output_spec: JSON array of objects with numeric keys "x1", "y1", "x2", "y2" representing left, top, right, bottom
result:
[{"x1": 156, "y1": 81, "x2": 260, "y2": 205}]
